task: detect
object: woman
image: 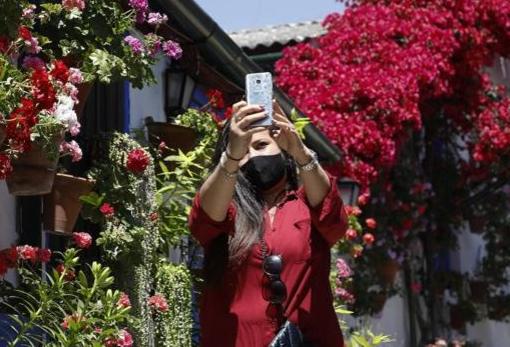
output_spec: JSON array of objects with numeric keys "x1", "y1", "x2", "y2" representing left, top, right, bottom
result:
[{"x1": 189, "y1": 100, "x2": 348, "y2": 347}]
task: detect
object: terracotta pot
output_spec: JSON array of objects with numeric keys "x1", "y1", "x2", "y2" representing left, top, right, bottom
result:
[
  {"x1": 6, "y1": 137, "x2": 63, "y2": 196},
  {"x1": 74, "y1": 82, "x2": 93, "y2": 118},
  {"x1": 146, "y1": 121, "x2": 198, "y2": 154},
  {"x1": 0, "y1": 124, "x2": 5, "y2": 146},
  {"x1": 469, "y1": 280, "x2": 488, "y2": 303},
  {"x1": 377, "y1": 259, "x2": 401, "y2": 285},
  {"x1": 43, "y1": 173, "x2": 95, "y2": 235}
]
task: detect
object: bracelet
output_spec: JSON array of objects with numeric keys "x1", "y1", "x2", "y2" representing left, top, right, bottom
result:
[
  {"x1": 219, "y1": 152, "x2": 239, "y2": 179},
  {"x1": 298, "y1": 149, "x2": 319, "y2": 172},
  {"x1": 225, "y1": 149, "x2": 244, "y2": 161}
]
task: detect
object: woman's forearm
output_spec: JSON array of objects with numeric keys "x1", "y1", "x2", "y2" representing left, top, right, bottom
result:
[
  {"x1": 199, "y1": 154, "x2": 240, "y2": 222},
  {"x1": 295, "y1": 148, "x2": 331, "y2": 207}
]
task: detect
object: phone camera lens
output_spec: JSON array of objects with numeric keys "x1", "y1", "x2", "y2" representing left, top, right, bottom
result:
[{"x1": 256, "y1": 80, "x2": 261, "y2": 84}]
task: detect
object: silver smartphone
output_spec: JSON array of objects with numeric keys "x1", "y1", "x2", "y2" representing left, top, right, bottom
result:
[{"x1": 246, "y1": 72, "x2": 273, "y2": 127}]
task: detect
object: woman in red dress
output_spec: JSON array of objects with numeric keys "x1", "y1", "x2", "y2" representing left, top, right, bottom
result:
[{"x1": 189, "y1": 101, "x2": 348, "y2": 347}]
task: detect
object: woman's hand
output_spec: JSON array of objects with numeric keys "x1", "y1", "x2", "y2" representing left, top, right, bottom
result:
[
  {"x1": 227, "y1": 101, "x2": 268, "y2": 159},
  {"x1": 270, "y1": 101, "x2": 311, "y2": 165}
]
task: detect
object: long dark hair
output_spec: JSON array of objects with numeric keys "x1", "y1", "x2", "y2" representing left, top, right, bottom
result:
[{"x1": 203, "y1": 121, "x2": 299, "y2": 285}]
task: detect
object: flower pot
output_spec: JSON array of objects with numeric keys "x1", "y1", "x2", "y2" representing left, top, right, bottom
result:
[
  {"x1": 43, "y1": 173, "x2": 95, "y2": 235},
  {"x1": 469, "y1": 280, "x2": 488, "y2": 303},
  {"x1": 74, "y1": 82, "x2": 93, "y2": 118},
  {"x1": 146, "y1": 121, "x2": 198, "y2": 155},
  {"x1": 377, "y1": 259, "x2": 401, "y2": 285},
  {"x1": 6, "y1": 140, "x2": 62, "y2": 196}
]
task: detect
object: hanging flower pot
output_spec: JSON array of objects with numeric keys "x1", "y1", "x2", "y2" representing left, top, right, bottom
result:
[
  {"x1": 146, "y1": 119, "x2": 198, "y2": 155},
  {"x1": 43, "y1": 173, "x2": 95, "y2": 235},
  {"x1": 6, "y1": 136, "x2": 63, "y2": 196},
  {"x1": 377, "y1": 259, "x2": 401, "y2": 285}
]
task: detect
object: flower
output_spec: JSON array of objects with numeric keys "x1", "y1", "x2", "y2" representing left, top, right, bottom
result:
[
  {"x1": 345, "y1": 228, "x2": 357, "y2": 240},
  {"x1": 207, "y1": 89, "x2": 225, "y2": 109},
  {"x1": 72, "y1": 232, "x2": 92, "y2": 249},
  {"x1": 129, "y1": 0, "x2": 148, "y2": 23},
  {"x1": 62, "y1": 0, "x2": 86, "y2": 11},
  {"x1": 124, "y1": 35, "x2": 144, "y2": 55},
  {"x1": 68, "y1": 68, "x2": 84, "y2": 85},
  {"x1": 60, "y1": 140, "x2": 83, "y2": 162},
  {"x1": 350, "y1": 244, "x2": 363, "y2": 258},
  {"x1": 345, "y1": 205, "x2": 362, "y2": 216},
  {"x1": 162, "y1": 40, "x2": 183, "y2": 60},
  {"x1": 22, "y1": 5, "x2": 36, "y2": 19},
  {"x1": 357, "y1": 193, "x2": 370, "y2": 206},
  {"x1": 117, "y1": 292, "x2": 131, "y2": 308},
  {"x1": 99, "y1": 203, "x2": 115, "y2": 218},
  {"x1": 22, "y1": 56, "x2": 45, "y2": 71},
  {"x1": 147, "y1": 12, "x2": 168, "y2": 26},
  {"x1": 149, "y1": 212, "x2": 159, "y2": 221},
  {"x1": 148, "y1": 293, "x2": 169, "y2": 312},
  {"x1": 365, "y1": 218, "x2": 377, "y2": 229},
  {"x1": 0, "y1": 154, "x2": 13, "y2": 180},
  {"x1": 16, "y1": 245, "x2": 38, "y2": 262},
  {"x1": 106, "y1": 329, "x2": 134, "y2": 347},
  {"x1": 411, "y1": 282, "x2": 422, "y2": 294},
  {"x1": 126, "y1": 148, "x2": 150, "y2": 174},
  {"x1": 38, "y1": 248, "x2": 52, "y2": 263},
  {"x1": 335, "y1": 287, "x2": 355, "y2": 304},
  {"x1": 362, "y1": 233, "x2": 375, "y2": 245},
  {"x1": 50, "y1": 60, "x2": 70, "y2": 84},
  {"x1": 336, "y1": 258, "x2": 352, "y2": 278}
]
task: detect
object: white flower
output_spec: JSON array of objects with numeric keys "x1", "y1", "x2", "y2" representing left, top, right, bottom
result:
[{"x1": 53, "y1": 95, "x2": 80, "y2": 136}]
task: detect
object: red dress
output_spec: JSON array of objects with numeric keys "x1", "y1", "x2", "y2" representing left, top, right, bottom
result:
[{"x1": 189, "y1": 177, "x2": 348, "y2": 347}]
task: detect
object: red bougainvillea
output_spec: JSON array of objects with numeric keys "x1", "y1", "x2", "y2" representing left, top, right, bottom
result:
[{"x1": 276, "y1": 0, "x2": 510, "y2": 190}]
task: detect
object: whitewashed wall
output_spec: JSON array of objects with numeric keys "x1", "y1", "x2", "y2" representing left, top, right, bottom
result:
[
  {"x1": 0, "y1": 182, "x2": 17, "y2": 285},
  {"x1": 129, "y1": 57, "x2": 170, "y2": 130}
]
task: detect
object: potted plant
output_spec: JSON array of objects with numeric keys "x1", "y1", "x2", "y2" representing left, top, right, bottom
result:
[
  {"x1": 3, "y1": 59, "x2": 83, "y2": 195},
  {"x1": 145, "y1": 116, "x2": 199, "y2": 155},
  {"x1": 43, "y1": 173, "x2": 95, "y2": 235}
]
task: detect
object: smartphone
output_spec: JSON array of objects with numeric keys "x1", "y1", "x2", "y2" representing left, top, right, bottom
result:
[{"x1": 245, "y1": 72, "x2": 273, "y2": 127}]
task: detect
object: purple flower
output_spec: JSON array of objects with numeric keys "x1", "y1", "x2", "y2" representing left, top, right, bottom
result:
[
  {"x1": 336, "y1": 258, "x2": 352, "y2": 278},
  {"x1": 162, "y1": 40, "x2": 182, "y2": 60},
  {"x1": 22, "y1": 56, "x2": 45, "y2": 70},
  {"x1": 124, "y1": 35, "x2": 144, "y2": 55},
  {"x1": 147, "y1": 12, "x2": 168, "y2": 26},
  {"x1": 129, "y1": 0, "x2": 148, "y2": 23}
]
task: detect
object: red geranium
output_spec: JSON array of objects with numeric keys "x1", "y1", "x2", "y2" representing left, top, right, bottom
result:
[
  {"x1": 148, "y1": 293, "x2": 169, "y2": 312},
  {"x1": 18, "y1": 26, "x2": 32, "y2": 41},
  {"x1": 56, "y1": 263, "x2": 76, "y2": 281},
  {"x1": 0, "y1": 154, "x2": 13, "y2": 179},
  {"x1": 126, "y1": 148, "x2": 150, "y2": 174},
  {"x1": 50, "y1": 60, "x2": 70, "y2": 84},
  {"x1": 0, "y1": 36, "x2": 10, "y2": 53},
  {"x1": 16, "y1": 245, "x2": 38, "y2": 263},
  {"x1": 206, "y1": 89, "x2": 225, "y2": 109},
  {"x1": 117, "y1": 292, "x2": 131, "y2": 308},
  {"x1": 72, "y1": 232, "x2": 92, "y2": 249},
  {"x1": 38, "y1": 248, "x2": 52, "y2": 263},
  {"x1": 99, "y1": 203, "x2": 115, "y2": 218},
  {"x1": 31, "y1": 68, "x2": 56, "y2": 110}
]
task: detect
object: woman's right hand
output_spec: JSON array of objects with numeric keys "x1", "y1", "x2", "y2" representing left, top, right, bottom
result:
[{"x1": 227, "y1": 101, "x2": 268, "y2": 159}]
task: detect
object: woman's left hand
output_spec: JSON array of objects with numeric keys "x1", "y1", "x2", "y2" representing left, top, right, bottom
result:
[{"x1": 270, "y1": 101, "x2": 311, "y2": 165}]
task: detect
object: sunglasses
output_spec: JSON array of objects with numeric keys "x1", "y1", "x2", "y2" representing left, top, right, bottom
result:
[{"x1": 262, "y1": 254, "x2": 288, "y2": 305}]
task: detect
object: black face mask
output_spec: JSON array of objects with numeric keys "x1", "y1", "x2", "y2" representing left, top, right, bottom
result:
[{"x1": 241, "y1": 153, "x2": 287, "y2": 191}]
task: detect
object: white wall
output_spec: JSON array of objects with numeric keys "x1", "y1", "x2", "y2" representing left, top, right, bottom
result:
[
  {"x1": 129, "y1": 57, "x2": 170, "y2": 130},
  {"x1": 0, "y1": 182, "x2": 18, "y2": 284}
]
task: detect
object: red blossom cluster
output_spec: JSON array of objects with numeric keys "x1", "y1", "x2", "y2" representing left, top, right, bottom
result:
[
  {"x1": 105, "y1": 329, "x2": 133, "y2": 347},
  {"x1": 126, "y1": 148, "x2": 150, "y2": 174},
  {"x1": 276, "y1": 0, "x2": 510, "y2": 190},
  {"x1": 0, "y1": 245, "x2": 52, "y2": 276},
  {"x1": 148, "y1": 293, "x2": 169, "y2": 313},
  {"x1": 72, "y1": 232, "x2": 93, "y2": 249}
]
